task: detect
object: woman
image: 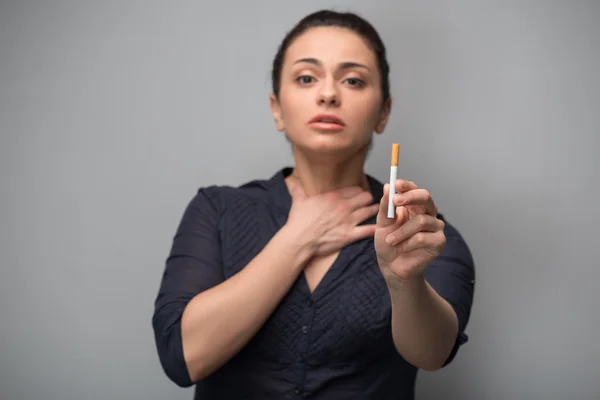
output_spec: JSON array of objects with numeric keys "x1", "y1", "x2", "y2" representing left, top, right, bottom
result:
[{"x1": 152, "y1": 9, "x2": 475, "y2": 400}]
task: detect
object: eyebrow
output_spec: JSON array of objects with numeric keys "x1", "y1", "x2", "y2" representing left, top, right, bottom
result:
[{"x1": 293, "y1": 58, "x2": 371, "y2": 72}]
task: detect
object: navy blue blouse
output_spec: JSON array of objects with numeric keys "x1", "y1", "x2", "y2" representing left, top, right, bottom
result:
[{"x1": 152, "y1": 167, "x2": 475, "y2": 399}]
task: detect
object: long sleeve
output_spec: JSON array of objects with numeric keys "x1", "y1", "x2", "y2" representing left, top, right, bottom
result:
[
  {"x1": 424, "y1": 215, "x2": 476, "y2": 366},
  {"x1": 152, "y1": 188, "x2": 224, "y2": 387}
]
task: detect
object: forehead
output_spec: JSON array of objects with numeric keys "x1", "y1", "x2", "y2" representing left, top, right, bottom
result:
[{"x1": 284, "y1": 26, "x2": 377, "y2": 68}]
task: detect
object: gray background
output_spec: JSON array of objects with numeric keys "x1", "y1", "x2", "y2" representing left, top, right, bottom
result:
[{"x1": 1, "y1": 1, "x2": 599, "y2": 399}]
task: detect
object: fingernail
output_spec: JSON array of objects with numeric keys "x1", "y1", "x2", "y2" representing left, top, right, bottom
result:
[
  {"x1": 394, "y1": 194, "x2": 403, "y2": 205},
  {"x1": 386, "y1": 235, "x2": 395, "y2": 245}
]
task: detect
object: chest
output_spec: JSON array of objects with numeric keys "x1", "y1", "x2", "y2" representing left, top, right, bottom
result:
[
  {"x1": 303, "y1": 253, "x2": 338, "y2": 293},
  {"x1": 219, "y1": 201, "x2": 395, "y2": 365}
]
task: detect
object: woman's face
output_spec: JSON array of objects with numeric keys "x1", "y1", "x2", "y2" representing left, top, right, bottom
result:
[{"x1": 271, "y1": 27, "x2": 391, "y2": 157}]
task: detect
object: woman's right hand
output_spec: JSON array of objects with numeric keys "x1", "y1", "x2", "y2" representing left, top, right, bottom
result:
[{"x1": 285, "y1": 183, "x2": 379, "y2": 257}]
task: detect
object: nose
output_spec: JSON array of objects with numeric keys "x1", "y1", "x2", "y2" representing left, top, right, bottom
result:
[{"x1": 317, "y1": 80, "x2": 340, "y2": 106}]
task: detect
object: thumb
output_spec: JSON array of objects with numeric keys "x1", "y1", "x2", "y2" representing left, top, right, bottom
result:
[{"x1": 290, "y1": 184, "x2": 307, "y2": 200}]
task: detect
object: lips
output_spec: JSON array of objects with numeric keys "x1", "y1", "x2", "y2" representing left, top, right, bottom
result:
[
  {"x1": 310, "y1": 114, "x2": 345, "y2": 125},
  {"x1": 309, "y1": 114, "x2": 345, "y2": 131}
]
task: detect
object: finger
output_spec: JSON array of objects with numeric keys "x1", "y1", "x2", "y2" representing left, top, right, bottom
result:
[
  {"x1": 346, "y1": 190, "x2": 375, "y2": 211},
  {"x1": 336, "y1": 186, "x2": 365, "y2": 199},
  {"x1": 347, "y1": 223, "x2": 377, "y2": 243},
  {"x1": 290, "y1": 184, "x2": 307, "y2": 200},
  {"x1": 376, "y1": 183, "x2": 396, "y2": 227},
  {"x1": 395, "y1": 205, "x2": 410, "y2": 227},
  {"x1": 385, "y1": 214, "x2": 444, "y2": 246},
  {"x1": 393, "y1": 230, "x2": 446, "y2": 254},
  {"x1": 393, "y1": 189, "x2": 438, "y2": 216},
  {"x1": 351, "y1": 203, "x2": 380, "y2": 224},
  {"x1": 395, "y1": 179, "x2": 419, "y2": 193}
]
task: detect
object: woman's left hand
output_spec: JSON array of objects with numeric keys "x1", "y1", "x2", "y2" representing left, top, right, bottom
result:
[{"x1": 374, "y1": 179, "x2": 446, "y2": 285}]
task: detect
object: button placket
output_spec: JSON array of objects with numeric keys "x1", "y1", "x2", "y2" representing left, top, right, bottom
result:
[{"x1": 294, "y1": 295, "x2": 315, "y2": 396}]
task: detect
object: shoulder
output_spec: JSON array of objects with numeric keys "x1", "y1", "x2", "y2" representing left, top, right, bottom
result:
[{"x1": 188, "y1": 171, "x2": 282, "y2": 216}]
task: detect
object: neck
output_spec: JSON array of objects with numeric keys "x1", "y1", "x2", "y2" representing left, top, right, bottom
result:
[{"x1": 289, "y1": 148, "x2": 370, "y2": 196}]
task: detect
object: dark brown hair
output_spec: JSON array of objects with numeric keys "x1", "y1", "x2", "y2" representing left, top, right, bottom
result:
[{"x1": 271, "y1": 10, "x2": 391, "y2": 102}]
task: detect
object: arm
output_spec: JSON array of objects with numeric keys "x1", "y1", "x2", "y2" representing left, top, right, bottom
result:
[
  {"x1": 180, "y1": 224, "x2": 312, "y2": 382},
  {"x1": 387, "y1": 228, "x2": 474, "y2": 370},
  {"x1": 152, "y1": 190, "x2": 313, "y2": 387},
  {"x1": 153, "y1": 183, "x2": 378, "y2": 387},
  {"x1": 387, "y1": 276, "x2": 458, "y2": 371},
  {"x1": 374, "y1": 181, "x2": 475, "y2": 370}
]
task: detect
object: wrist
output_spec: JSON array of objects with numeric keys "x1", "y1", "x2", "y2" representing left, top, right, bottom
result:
[
  {"x1": 277, "y1": 224, "x2": 316, "y2": 266},
  {"x1": 384, "y1": 270, "x2": 426, "y2": 293}
]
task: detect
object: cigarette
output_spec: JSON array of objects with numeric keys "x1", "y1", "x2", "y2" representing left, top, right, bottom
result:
[{"x1": 387, "y1": 143, "x2": 400, "y2": 218}]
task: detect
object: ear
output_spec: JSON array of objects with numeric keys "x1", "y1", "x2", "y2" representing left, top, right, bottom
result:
[
  {"x1": 374, "y1": 97, "x2": 392, "y2": 134},
  {"x1": 270, "y1": 93, "x2": 285, "y2": 131}
]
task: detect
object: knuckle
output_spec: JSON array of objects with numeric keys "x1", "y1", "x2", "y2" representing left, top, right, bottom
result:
[
  {"x1": 339, "y1": 229, "x2": 351, "y2": 243},
  {"x1": 395, "y1": 241, "x2": 405, "y2": 252},
  {"x1": 436, "y1": 233, "x2": 447, "y2": 250},
  {"x1": 396, "y1": 271, "x2": 409, "y2": 281},
  {"x1": 337, "y1": 202, "x2": 350, "y2": 214},
  {"x1": 354, "y1": 191, "x2": 371, "y2": 206},
  {"x1": 439, "y1": 233, "x2": 447, "y2": 246},
  {"x1": 327, "y1": 192, "x2": 339, "y2": 202},
  {"x1": 417, "y1": 214, "x2": 429, "y2": 226},
  {"x1": 437, "y1": 218, "x2": 445, "y2": 230},
  {"x1": 414, "y1": 232, "x2": 427, "y2": 246}
]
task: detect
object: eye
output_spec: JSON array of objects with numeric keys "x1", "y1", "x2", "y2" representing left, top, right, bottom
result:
[
  {"x1": 296, "y1": 75, "x2": 316, "y2": 85},
  {"x1": 344, "y1": 77, "x2": 365, "y2": 87}
]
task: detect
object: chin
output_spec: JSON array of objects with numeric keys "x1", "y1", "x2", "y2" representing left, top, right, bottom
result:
[
  {"x1": 298, "y1": 138, "x2": 369, "y2": 159},
  {"x1": 287, "y1": 128, "x2": 371, "y2": 154}
]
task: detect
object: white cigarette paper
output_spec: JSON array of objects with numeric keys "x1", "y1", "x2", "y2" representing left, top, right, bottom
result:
[{"x1": 387, "y1": 143, "x2": 400, "y2": 219}]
